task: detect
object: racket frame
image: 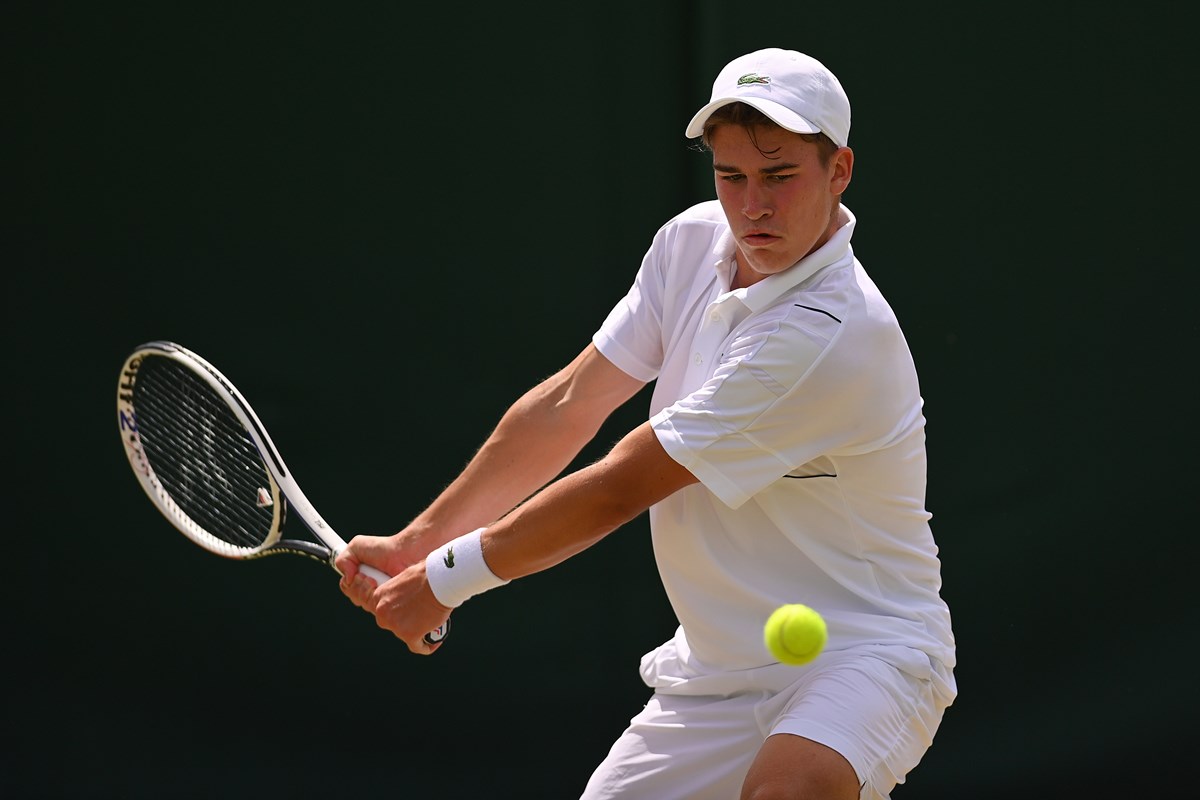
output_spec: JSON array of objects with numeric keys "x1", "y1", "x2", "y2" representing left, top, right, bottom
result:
[
  {"x1": 118, "y1": 340, "x2": 449, "y2": 645},
  {"x1": 118, "y1": 341, "x2": 354, "y2": 564}
]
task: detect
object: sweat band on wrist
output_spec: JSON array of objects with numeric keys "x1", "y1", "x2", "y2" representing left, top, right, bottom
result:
[{"x1": 425, "y1": 527, "x2": 510, "y2": 608}]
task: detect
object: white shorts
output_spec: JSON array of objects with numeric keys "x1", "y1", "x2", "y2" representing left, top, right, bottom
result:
[{"x1": 579, "y1": 650, "x2": 952, "y2": 800}]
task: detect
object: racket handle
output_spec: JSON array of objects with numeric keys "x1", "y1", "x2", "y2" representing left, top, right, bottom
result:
[
  {"x1": 357, "y1": 563, "x2": 450, "y2": 646},
  {"x1": 357, "y1": 563, "x2": 391, "y2": 585}
]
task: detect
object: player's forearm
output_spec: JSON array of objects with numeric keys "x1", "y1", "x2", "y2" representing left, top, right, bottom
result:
[
  {"x1": 407, "y1": 381, "x2": 605, "y2": 548},
  {"x1": 480, "y1": 465, "x2": 630, "y2": 579},
  {"x1": 479, "y1": 422, "x2": 697, "y2": 580}
]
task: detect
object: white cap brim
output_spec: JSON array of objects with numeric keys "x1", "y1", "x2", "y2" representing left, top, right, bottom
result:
[{"x1": 685, "y1": 96, "x2": 823, "y2": 139}]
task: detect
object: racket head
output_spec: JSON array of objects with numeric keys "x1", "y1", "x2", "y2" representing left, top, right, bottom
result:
[
  {"x1": 118, "y1": 341, "x2": 451, "y2": 646},
  {"x1": 117, "y1": 341, "x2": 295, "y2": 560}
]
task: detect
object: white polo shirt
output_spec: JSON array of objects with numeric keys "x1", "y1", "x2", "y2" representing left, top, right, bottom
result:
[{"x1": 594, "y1": 201, "x2": 956, "y2": 697}]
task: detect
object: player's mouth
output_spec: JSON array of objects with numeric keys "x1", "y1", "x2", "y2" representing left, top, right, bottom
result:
[{"x1": 741, "y1": 230, "x2": 780, "y2": 247}]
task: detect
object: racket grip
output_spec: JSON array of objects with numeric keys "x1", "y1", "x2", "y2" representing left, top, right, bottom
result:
[
  {"x1": 357, "y1": 563, "x2": 391, "y2": 585},
  {"x1": 357, "y1": 563, "x2": 450, "y2": 646}
]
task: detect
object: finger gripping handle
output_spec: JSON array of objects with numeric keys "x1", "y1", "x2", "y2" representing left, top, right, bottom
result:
[{"x1": 358, "y1": 563, "x2": 450, "y2": 646}]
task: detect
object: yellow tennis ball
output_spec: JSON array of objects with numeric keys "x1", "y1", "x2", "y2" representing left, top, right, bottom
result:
[{"x1": 764, "y1": 604, "x2": 827, "y2": 665}]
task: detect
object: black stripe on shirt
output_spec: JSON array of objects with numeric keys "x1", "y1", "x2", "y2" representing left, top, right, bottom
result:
[{"x1": 793, "y1": 304, "x2": 841, "y2": 323}]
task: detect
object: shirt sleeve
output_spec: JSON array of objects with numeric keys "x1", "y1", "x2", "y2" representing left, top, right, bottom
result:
[
  {"x1": 591, "y1": 227, "x2": 670, "y2": 383},
  {"x1": 652, "y1": 289, "x2": 923, "y2": 509}
]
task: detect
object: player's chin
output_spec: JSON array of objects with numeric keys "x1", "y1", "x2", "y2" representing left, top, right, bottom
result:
[{"x1": 748, "y1": 255, "x2": 795, "y2": 276}]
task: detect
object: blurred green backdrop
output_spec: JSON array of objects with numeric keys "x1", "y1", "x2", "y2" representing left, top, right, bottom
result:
[{"x1": 8, "y1": 2, "x2": 1194, "y2": 797}]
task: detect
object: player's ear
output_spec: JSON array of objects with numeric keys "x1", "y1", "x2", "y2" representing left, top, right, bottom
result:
[{"x1": 830, "y1": 146, "x2": 853, "y2": 195}]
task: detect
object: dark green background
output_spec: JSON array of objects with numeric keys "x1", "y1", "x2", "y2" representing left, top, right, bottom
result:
[{"x1": 9, "y1": 2, "x2": 1195, "y2": 797}]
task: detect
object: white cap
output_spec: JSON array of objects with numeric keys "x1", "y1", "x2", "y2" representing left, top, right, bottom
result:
[{"x1": 685, "y1": 48, "x2": 851, "y2": 147}]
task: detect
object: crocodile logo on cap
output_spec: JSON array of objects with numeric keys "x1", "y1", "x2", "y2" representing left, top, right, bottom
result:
[{"x1": 737, "y1": 73, "x2": 770, "y2": 85}]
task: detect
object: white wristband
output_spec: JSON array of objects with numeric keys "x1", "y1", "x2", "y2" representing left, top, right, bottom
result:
[{"x1": 425, "y1": 528, "x2": 510, "y2": 608}]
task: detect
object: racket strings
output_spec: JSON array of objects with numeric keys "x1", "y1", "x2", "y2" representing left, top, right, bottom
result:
[{"x1": 133, "y1": 357, "x2": 277, "y2": 549}]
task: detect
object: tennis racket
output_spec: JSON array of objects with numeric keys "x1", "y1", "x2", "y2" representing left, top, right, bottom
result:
[{"x1": 116, "y1": 340, "x2": 448, "y2": 646}]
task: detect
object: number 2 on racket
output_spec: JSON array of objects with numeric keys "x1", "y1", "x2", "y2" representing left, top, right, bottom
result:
[{"x1": 117, "y1": 340, "x2": 448, "y2": 646}]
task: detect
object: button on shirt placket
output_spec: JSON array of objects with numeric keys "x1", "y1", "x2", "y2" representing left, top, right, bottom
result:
[{"x1": 682, "y1": 296, "x2": 739, "y2": 394}]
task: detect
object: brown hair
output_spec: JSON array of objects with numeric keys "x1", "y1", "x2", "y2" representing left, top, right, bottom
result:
[{"x1": 700, "y1": 103, "x2": 839, "y2": 165}]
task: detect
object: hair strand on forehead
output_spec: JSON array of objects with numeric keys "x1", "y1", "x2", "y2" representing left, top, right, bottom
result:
[{"x1": 700, "y1": 103, "x2": 838, "y2": 165}]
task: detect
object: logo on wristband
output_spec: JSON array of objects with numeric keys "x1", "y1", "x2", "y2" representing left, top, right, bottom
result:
[{"x1": 444, "y1": 546, "x2": 456, "y2": 568}]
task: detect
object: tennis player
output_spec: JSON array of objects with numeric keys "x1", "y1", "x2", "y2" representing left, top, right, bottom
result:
[{"x1": 338, "y1": 47, "x2": 957, "y2": 799}]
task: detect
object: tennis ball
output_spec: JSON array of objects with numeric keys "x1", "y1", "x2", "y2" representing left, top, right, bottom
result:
[{"x1": 764, "y1": 604, "x2": 827, "y2": 666}]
